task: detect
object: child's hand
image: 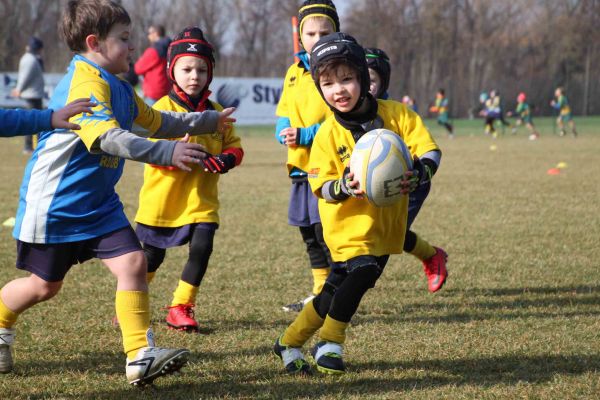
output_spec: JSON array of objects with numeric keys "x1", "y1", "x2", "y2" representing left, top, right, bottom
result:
[
  {"x1": 341, "y1": 167, "x2": 365, "y2": 198},
  {"x1": 202, "y1": 153, "x2": 236, "y2": 174},
  {"x1": 217, "y1": 107, "x2": 236, "y2": 134},
  {"x1": 279, "y1": 127, "x2": 298, "y2": 147},
  {"x1": 171, "y1": 134, "x2": 210, "y2": 172},
  {"x1": 401, "y1": 156, "x2": 429, "y2": 194},
  {"x1": 506, "y1": 111, "x2": 513, "y2": 117},
  {"x1": 51, "y1": 98, "x2": 96, "y2": 130}
]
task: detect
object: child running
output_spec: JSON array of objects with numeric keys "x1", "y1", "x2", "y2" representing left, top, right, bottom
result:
[
  {"x1": 365, "y1": 47, "x2": 447, "y2": 293},
  {"x1": 0, "y1": 0, "x2": 234, "y2": 386},
  {"x1": 508, "y1": 92, "x2": 540, "y2": 140},
  {"x1": 273, "y1": 33, "x2": 440, "y2": 375},
  {"x1": 275, "y1": 0, "x2": 340, "y2": 313},
  {"x1": 551, "y1": 87, "x2": 577, "y2": 137},
  {"x1": 134, "y1": 27, "x2": 244, "y2": 332},
  {"x1": 429, "y1": 89, "x2": 454, "y2": 138}
]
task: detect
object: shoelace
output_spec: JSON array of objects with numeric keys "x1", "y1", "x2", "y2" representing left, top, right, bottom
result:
[{"x1": 165, "y1": 303, "x2": 195, "y2": 318}]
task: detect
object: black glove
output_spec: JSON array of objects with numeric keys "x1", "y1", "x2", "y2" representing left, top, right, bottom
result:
[
  {"x1": 410, "y1": 156, "x2": 433, "y2": 187},
  {"x1": 202, "y1": 153, "x2": 236, "y2": 174}
]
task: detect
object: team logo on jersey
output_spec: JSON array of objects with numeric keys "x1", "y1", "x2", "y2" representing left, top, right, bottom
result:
[
  {"x1": 308, "y1": 168, "x2": 320, "y2": 178},
  {"x1": 73, "y1": 93, "x2": 113, "y2": 126},
  {"x1": 337, "y1": 145, "x2": 350, "y2": 162}
]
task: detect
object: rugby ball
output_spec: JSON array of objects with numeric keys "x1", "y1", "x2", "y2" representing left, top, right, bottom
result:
[{"x1": 349, "y1": 129, "x2": 413, "y2": 207}]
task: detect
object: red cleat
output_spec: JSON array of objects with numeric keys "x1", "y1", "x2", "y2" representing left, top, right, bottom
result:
[
  {"x1": 423, "y1": 247, "x2": 448, "y2": 292},
  {"x1": 165, "y1": 304, "x2": 199, "y2": 332}
]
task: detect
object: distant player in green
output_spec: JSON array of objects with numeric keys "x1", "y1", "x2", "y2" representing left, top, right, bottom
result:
[
  {"x1": 429, "y1": 89, "x2": 454, "y2": 138},
  {"x1": 550, "y1": 87, "x2": 577, "y2": 137},
  {"x1": 508, "y1": 92, "x2": 540, "y2": 140}
]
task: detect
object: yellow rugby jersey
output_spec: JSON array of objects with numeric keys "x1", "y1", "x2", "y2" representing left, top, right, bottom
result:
[
  {"x1": 134, "y1": 97, "x2": 242, "y2": 227},
  {"x1": 68, "y1": 58, "x2": 163, "y2": 150},
  {"x1": 276, "y1": 61, "x2": 333, "y2": 174},
  {"x1": 308, "y1": 99, "x2": 439, "y2": 261}
]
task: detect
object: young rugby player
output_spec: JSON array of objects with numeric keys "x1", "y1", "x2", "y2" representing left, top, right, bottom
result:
[
  {"x1": 551, "y1": 87, "x2": 577, "y2": 137},
  {"x1": 275, "y1": 0, "x2": 340, "y2": 312},
  {"x1": 0, "y1": 0, "x2": 234, "y2": 386},
  {"x1": 274, "y1": 33, "x2": 440, "y2": 375},
  {"x1": 135, "y1": 27, "x2": 243, "y2": 332},
  {"x1": 365, "y1": 47, "x2": 447, "y2": 293}
]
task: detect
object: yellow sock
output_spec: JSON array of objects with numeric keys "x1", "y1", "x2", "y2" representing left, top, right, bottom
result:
[
  {"x1": 146, "y1": 271, "x2": 156, "y2": 284},
  {"x1": 408, "y1": 233, "x2": 436, "y2": 261},
  {"x1": 281, "y1": 300, "x2": 324, "y2": 347},
  {"x1": 115, "y1": 291, "x2": 151, "y2": 359},
  {"x1": 171, "y1": 280, "x2": 198, "y2": 307},
  {"x1": 319, "y1": 315, "x2": 349, "y2": 344},
  {"x1": 311, "y1": 267, "x2": 330, "y2": 295},
  {"x1": 0, "y1": 295, "x2": 19, "y2": 329}
]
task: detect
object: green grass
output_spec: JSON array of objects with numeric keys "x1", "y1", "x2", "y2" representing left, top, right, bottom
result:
[{"x1": 0, "y1": 117, "x2": 599, "y2": 399}]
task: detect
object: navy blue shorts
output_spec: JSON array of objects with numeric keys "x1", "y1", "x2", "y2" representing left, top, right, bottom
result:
[
  {"x1": 136, "y1": 222, "x2": 218, "y2": 249},
  {"x1": 288, "y1": 180, "x2": 321, "y2": 227},
  {"x1": 407, "y1": 181, "x2": 431, "y2": 229},
  {"x1": 16, "y1": 225, "x2": 142, "y2": 282}
]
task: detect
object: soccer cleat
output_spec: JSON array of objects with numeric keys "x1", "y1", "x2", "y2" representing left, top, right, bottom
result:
[
  {"x1": 423, "y1": 247, "x2": 448, "y2": 293},
  {"x1": 126, "y1": 347, "x2": 190, "y2": 386},
  {"x1": 282, "y1": 295, "x2": 315, "y2": 313},
  {"x1": 165, "y1": 304, "x2": 199, "y2": 332},
  {"x1": 311, "y1": 341, "x2": 345, "y2": 374},
  {"x1": 0, "y1": 328, "x2": 15, "y2": 373},
  {"x1": 273, "y1": 336, "x2": 312, "y2": 375}
]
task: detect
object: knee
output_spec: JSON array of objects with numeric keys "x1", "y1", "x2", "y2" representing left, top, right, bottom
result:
[
  {"x1": 349, "y1": 263, "x2": 381, "y2": 289},
  {"x1": 32, "y1": 279, "x2": 62, "y2": 301},
  {"x1": 143, "y1": 245, "x2": 166, "y2": 273}
]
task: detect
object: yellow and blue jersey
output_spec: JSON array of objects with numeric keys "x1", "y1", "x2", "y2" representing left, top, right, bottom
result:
[
  {"x1": 14, "y1": 54, "x2": 162, "y2": 243},
  {"x1": 308, "y1": 99, "x2": 439, "y2": 261},
  {"x1": 135, "y1": 97, "x2": 242, "y2": 227},
  {"x1": 276, "y1": 52, "x2": 332, "y2": 176}
]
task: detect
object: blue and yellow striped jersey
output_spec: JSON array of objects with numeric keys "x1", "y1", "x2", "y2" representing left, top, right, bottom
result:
[{"x1": 14, "y1": 55, "x2": 162, "y2": 243}]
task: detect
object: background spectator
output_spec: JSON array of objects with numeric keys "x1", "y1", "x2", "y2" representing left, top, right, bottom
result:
[{"x1": 134, "y1": 25, "x2": 171, "y2": 104}]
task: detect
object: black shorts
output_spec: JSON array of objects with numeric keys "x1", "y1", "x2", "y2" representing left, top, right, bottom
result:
[{"x1": 16, "y1": 225, "x2": 142, "y2": 282}]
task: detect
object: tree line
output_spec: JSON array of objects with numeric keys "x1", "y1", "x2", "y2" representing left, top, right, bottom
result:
[{"x1": 1, "y1": 0, "x2": 598, "y2": 117}]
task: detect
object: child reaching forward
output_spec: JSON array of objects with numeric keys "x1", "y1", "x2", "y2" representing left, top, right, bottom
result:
[
  {"x1": 274, "y1": 33, "x2": 439, "y2": 375},
  {"x1": 134, "y1": 27, "x2": 243, "y2": 332},
  {"x1": 0, "y1": 0, "x2": 234, "y2": 386}
]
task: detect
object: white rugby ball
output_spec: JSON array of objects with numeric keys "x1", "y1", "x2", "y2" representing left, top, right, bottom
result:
[{"x1": 349, "y1": 129, "x2": 413, "y2": 207}]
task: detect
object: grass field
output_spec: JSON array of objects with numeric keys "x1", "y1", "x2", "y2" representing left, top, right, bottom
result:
[{"x1": 0, "y1": 116, "x2": 599, "y2": 399}]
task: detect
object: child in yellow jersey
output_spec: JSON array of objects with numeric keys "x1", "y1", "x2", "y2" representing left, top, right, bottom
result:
[
  {"x1": 134, "y1": 27, "x2": 243, "y2": 332},
  {"x1": 366, "y1": 47, "x2": 448, "y2": 293},
  {"x1": 273, "y1": 33, "x2": 439, "y2": 375},
  {"x1": 276, "y1": 0, "x2": 340, "y2": 313}
]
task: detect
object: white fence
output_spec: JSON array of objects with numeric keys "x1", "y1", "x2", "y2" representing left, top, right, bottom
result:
[{"x1": 1, "y1": 72, "x2": 283, "y2": 126}]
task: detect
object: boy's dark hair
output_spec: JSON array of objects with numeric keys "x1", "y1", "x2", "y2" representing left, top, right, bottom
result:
[
  {"x1": 310, "y1": 33, "x2": 371, "y2": 111},
  {"x1": 151, "y1": 25, "x2": 166, "y2": 37},
  {"x1": 314, "y1": 58, "x2": 361, "y2": 84},
  {"x1": 60, "y1": 0, "x2": 131, "y2": 53},
  {"x1": 438, "y1": 89, "x2": 445, "y2": 96}
]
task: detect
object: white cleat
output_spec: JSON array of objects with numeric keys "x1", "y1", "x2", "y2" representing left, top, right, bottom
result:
[
  {"x1": 126, "y1": 347, "x2": 190, "y2": 386},
  {"x1": 0, "y1": 328, "x2": 15, "y2": 374}
]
